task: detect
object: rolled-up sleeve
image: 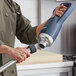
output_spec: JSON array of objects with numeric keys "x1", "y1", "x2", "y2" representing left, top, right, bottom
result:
[{"x1": 15, "y1": 3, "x2": 37, "y2": 44}]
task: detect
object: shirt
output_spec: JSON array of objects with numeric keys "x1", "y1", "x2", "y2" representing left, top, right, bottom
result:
[{"x1": 0, "y1": 0, "x2": 37, "y2": 76}]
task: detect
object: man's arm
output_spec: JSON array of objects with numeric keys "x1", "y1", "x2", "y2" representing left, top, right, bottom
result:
[
  {"x1": 0, "y1": 4, "x2": 67, "y2": 63},
  {"x1": 36, "y1": 5, "x2": 67, "y2": 37},
  {"x1": 15, "y1": 2, "x2": 67, "y2": 44},
  {"x1": 0, "y1": 44, "x2": 30, "y2": 63},
  {"x1": 14, "y1": 2, "x2": 37, "y2": 44}
]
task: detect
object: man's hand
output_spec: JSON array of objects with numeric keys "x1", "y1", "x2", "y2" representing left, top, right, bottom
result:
[
  {"x1": 8, "y1": 47, "x2": 30, "y2": 63},
  {"x1": 36, "y1": 5, "x2": 67, "y2": 37},
  {"x1": 52, "y1": 4, "x2": 67, "y2": 17},
  {"x1": 0, "y1": 45, "x2": 30, "y2": 63}
]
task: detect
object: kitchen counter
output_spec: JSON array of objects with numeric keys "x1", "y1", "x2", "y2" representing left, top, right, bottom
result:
[
  {"x1": 17, "y1": 61, "x2": 73, "y2": 70},
  {"x1": 17, "y1": 61, "x2": 73, "y2": 76}
]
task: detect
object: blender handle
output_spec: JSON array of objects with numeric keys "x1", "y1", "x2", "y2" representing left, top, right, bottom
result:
[
  {"x1": 45, "y1": 3, "x2": 74, "y2": 30},
  {"x1": 57, "y1": 3, "x2": 74, "y2": 23}
]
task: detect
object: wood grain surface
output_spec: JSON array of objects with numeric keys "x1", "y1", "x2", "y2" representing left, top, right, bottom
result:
[{"x1": 17, "y1": 50, "x2": 63, "y2": 65}]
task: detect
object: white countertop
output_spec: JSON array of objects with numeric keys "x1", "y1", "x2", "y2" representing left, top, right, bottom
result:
[{"x1": 17, "y1": 61, "x2": 74, "y2": 70}]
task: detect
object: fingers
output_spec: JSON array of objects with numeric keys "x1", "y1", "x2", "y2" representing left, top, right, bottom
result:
[
  {"x1": 57, "y1": 5, "x2": 67, "y2": 10},
  {"x1": 18, "y1": 54, "x2": 27, "y2": 63},
  {"x1": 55, "y1": 10, "x2": 64, "y2": 17},
  {"x1": 16, "y1": 54, "x2": 27, "y2": 63},
  {"x1": 52, "y1": 5, "x2": 67, "y2": 17},
  {"x1": 16, "y1": 56, "x2": 24, "y2": 63},
  {"x1": 8, "y1": 47, "x2": 31, "y2": 63},
  {"x1": 15, "y1": 47, "x2": 30, "y2": 63},
  {"x1": 60, "y1": 5, "x2": 67, "y2": 9},
  {"x1": 22, "y1": 47, "x2": 30, "y2": 57},
  {"x1": 60, "y1": 8, "x2": 67, "y2": 12}
]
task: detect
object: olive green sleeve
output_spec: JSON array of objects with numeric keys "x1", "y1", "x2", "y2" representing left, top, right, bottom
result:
[
  {"x1": 14, "y1": 2, "x2": 38, "y2": 44},
  {"x1": 0, "y1": 40, "x2": 5, "y2": 46}
]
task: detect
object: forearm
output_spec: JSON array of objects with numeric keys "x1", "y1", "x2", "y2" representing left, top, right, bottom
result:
[
  {"x1": 0, "y1": 45, "x2": 30, "y2": 63},
  {"x1": 36, "y1": 5, "x2": 67, "y2": 37},
  {"x1": 36, "y1": 20, "x2": 47, "y2": 37},
  {"x1": 0, "y1": 45, "x2": 10, "y2": 54},
  {"x1": 36, "y1": 16, "x2": 54, "y2": 37}
]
